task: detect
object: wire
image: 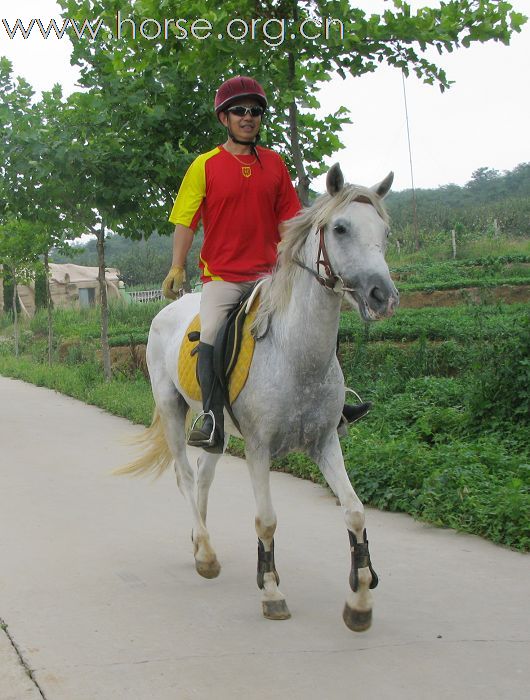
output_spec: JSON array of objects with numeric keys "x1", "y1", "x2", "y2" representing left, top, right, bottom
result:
[{"x1": 402, "y1": 71, "x2": 419, "y2": 248}]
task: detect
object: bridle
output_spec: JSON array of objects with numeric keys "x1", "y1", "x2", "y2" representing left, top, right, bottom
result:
[
  {"x1": 294, "y1": 226, "x2": 354, "y2": 295},
  {"x1": 294, "y1": 194, "x2": 376, "y2": 296}
]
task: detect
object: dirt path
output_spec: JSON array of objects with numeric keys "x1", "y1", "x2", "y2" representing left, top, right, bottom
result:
[{"x1": 0, "y1": 376, "x2": 528, "y2": 700}]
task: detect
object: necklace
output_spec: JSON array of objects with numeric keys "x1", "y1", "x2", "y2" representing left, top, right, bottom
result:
[{"x1": 228, "y1": 150, "x2": 257, "y2": 178}]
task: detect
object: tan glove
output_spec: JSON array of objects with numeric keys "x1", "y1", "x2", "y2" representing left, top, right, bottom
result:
[{"x1": 162, "y1": 265, "x2": 186, "y2": 300}]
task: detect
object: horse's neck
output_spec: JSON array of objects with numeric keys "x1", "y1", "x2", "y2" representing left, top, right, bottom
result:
[{"x1": 271, "y1": 234, "x2": 342, "y2": 372}]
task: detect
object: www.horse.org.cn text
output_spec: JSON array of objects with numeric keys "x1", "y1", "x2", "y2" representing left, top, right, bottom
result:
[{"x1": 1, "y1": 13, "x2": 346, "y2": 48}]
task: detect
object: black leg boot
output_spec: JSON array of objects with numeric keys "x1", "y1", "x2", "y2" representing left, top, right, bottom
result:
[
  {"x1": 337, "y1": 401, "x2": 372, "y2": 436},
  {"x1": 188, "y1": 342, "x2": 225, "y2": 453},
  {"x1": 341, "y1": 402, "x2": 372, "y2": 423}
]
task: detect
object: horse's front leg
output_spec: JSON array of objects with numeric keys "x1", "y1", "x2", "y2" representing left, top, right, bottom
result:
[
  {"x1": 245, "y1": 446, "x2": 291, "y2": 621},
  {"x1": 314, "y1": 432, "x2": 378, "y2": 632}
]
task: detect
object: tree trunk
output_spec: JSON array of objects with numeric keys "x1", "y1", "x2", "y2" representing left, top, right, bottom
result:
[
  {"x1": 11, "y1": 267, "x2": 19, "y2": 358},
  {"x1": 286, "y1": 4, "x2": 310, "y2": 206},
  {"x1": 97, "y1": 222, "x2": 112, "y2": 381},
  {"x1": 287, "y1": 47, "x2": 310, "y2": 207},
  {"x1": 44, "y1": 250, "x2": 53, "y2": 365},
  {"x1": 288, "y1": 99, "x2": 310, "y2": 207}
]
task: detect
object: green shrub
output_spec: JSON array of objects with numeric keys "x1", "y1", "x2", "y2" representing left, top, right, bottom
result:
[
  {"x1": 468, "y1": 316, "x2": 530, "y2": 425},
  {"x1": 343, "y1": 431, "x2": 529, "y2": 550}
]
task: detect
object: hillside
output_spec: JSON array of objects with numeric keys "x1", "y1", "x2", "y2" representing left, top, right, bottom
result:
[{"x1": 386, "y1": 162, "x2": 530, "y2": 239}]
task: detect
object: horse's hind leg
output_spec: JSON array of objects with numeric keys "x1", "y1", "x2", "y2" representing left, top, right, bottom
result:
[
  {"x1": 154, "y1": 381, "x2": 221, "y2": 579},
  {"x1": 245, "y1": 446, "x2": 291, "y2": 621},
  {"x1": 314, "y1": 432, "x2": 377, "y2": 632}
]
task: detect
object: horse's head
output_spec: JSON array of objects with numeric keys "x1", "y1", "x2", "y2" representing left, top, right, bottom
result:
[{"x1": 323, "y1": 163, "x2": 399, "y2": 321}]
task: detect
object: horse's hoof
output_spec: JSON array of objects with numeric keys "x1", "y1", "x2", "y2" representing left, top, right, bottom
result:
[
  {"x1": 342, "y1": 604, "x2": 372, "y2": 632},
  {"x1": 262, "y1": 599, "x2": 291, "y2": 620},
  {"x1": 195, "y1": 558, "x2": 221, "y2": 579}
]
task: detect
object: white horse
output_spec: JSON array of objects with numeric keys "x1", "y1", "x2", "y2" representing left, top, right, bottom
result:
[{"x1": 119, "y1": 164, "x2": 398, "y2": 631}]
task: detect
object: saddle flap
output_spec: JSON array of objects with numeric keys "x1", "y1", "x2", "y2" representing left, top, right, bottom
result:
[
  {"x1": 178, "y1": 287, "x2": 260, "y2": 411},
  {"x1": 213, "y1": 285, "x2": 256, "y2": 392}
]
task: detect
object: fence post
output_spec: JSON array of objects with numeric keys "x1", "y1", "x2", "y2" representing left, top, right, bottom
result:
[
  {"x1": 493, "y1": 219, "x2": 500, "y2": 237},
  {"x1": 451, "y1": 229, "x2": 457, "y2": 259}
]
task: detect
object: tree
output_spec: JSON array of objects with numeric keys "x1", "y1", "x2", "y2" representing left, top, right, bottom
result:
[
  {"x1": 58, "y1": 0, "x2": 527, "y2": 203},
  {"x1": 0, "y1": 58, "x2": 87, "y2": 363},
  {"x1": 52, "y1": 89, "x2": 150, "y2": 379},
  {"x1": 0, "y1": 220, "x2": 43, "y2": 356}
]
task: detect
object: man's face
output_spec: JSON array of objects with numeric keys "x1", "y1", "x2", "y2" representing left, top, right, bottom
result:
[{"x1": 220, "y1": 97, "x2": 262, "y2": 142}]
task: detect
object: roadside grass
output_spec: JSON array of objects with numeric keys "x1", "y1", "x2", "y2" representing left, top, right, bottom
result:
[{"x1": 0, "y1": 355, "x2": 154, "y2": 425}]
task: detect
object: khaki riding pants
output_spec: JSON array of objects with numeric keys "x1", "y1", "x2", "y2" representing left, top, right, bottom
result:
[{"x1": 199, "y1": 280, "x2": 256, "y2": 346}]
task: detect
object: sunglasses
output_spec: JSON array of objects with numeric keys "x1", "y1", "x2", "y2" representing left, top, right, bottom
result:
[{"x1": 226, "y1": 105, "x2": 264, "y2": 118}]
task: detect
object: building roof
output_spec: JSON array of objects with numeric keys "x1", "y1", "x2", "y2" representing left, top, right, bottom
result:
[{"x1": 49, "y1": 263, "x2": 120, "y2": 284}]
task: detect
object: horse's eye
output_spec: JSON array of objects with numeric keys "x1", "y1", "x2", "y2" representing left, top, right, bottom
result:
[{"x1": 334, "y1": 223, "x2": 347, "y2": 235}]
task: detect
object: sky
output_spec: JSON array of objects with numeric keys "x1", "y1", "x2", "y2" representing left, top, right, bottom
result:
[{"x1": 1, "y1": 0, "x2": 529, "y2": 193}]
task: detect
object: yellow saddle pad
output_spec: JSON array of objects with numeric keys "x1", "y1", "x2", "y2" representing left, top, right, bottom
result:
[{"x1": 178, "y1": 300, "x2": 259, "y2": 404}]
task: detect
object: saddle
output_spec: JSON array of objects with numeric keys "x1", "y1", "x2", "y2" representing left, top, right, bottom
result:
[{"x1": 177, "y1": 284, "x2": 262, "y2": 429}]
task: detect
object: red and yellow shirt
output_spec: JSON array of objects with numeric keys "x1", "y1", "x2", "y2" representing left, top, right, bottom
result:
[{"x1": 169, "y1": 145, "x2": 301, "y2": 282}]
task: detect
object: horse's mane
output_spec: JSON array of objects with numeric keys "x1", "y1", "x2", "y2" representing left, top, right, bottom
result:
[{"x1": 252, "y1": 184, "x2": 389, "y2": 336}]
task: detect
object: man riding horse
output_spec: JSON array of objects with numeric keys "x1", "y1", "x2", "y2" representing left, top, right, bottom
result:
[{"x1": 162, "y1": 76, "x2": 370, "y2": 452}]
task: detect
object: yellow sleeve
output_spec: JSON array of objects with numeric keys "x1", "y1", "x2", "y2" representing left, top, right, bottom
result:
[{"x1": 168, "y1": 147, "x2": 220, "y2": 228}]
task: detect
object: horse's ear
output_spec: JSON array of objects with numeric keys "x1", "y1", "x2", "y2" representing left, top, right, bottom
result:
[
  {"x1": 372, "y1": 172, "x2": 394, "y2": 199},
  {"x1": 326, "y1": 163, "x2": 344, "y2": 196}
]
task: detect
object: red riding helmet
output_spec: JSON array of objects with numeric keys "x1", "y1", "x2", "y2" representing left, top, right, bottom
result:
[{"x1": 214, "y1": 76, "x2": 268, "y2": 119}]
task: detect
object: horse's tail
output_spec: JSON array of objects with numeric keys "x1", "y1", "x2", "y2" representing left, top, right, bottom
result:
[{"x1": 114, "y1": 409, "x2": 173, "y2": 478}]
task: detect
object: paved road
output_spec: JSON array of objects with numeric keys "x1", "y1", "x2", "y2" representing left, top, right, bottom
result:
[{"x1": 0, "y1": 376, "x2": 528, "y2": 700}]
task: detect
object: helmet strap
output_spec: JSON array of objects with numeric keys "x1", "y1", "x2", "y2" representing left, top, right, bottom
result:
[
  {"x1": 226, "y1": 124, "x2": 260, "y2": 147},
  {"x1": 226, "y1": 126, "x2": 263, "y2": 165}
]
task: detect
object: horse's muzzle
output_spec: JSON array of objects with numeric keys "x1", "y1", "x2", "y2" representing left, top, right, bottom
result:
[{"x1": 357, "y1": 278, "x2": 399, "y2": 321}]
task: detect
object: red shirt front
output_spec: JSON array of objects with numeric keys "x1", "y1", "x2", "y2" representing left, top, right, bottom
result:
[{"x1": 169, "y1": 145, "x2": 301, "y2": 282}]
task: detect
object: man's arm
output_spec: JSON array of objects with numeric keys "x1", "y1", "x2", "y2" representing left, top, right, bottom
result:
[
  {"x1": 162, "y1": 224, "x2": 195, "y2": 299},
  {"x1": 172, "y1": 223, "x2": 194, "y2": 266}
]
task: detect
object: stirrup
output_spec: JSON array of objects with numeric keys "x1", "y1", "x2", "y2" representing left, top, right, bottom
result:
[
  {"x1": 188, "y1": 410, "x2": 217, "y2": 447},
  {"x1": 345, "y1": 387, "x2": 365, "y2": 407},
  {"x1": 338, "y1": 388, "x2": 371, "y2": 436}
]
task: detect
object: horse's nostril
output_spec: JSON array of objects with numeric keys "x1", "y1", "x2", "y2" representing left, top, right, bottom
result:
[{"x1": 370, "y1": 287, "x2": 386, "y2": 304}]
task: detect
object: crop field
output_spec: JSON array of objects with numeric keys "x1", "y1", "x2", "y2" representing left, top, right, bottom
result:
[{"x1": 1, "y1": 254, "x2": 528, "y2": 551}]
